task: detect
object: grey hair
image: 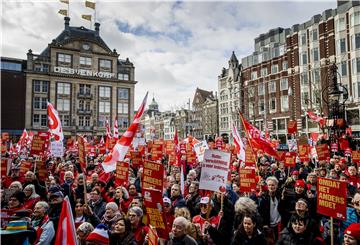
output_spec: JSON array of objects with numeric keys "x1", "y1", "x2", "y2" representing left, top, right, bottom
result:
[
  {"x1": 64, "y1": 171, "x2": 74, "y2": 180},
  {"x1": 35, "y1": 201, "x2": 50, "y2": 212},
  {"x1": 234, "y1": 197, "x2": 257, "y2": 215},
  {"x1": 10, "y1": 181, "x2": 23, "y2": 191},
  {"x1": 266, "y1": 176, "x2": 279, "y2": 186},
  {"x1": 173, "y1": 216, "x2": 189, "y2": 228},
  {"x1": 188, "y1": 169, "x2": 197, "y2": 177},
  {"x1": 129, "y1": 206, "x2": 143, "y2": 217}
]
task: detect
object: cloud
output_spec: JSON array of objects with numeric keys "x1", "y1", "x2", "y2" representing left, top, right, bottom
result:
[{"x1": 1, "y1": 0, "x2": 336, "y2": 111}]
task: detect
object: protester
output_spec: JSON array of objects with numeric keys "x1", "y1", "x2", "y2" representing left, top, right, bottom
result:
[
  {"x1": 32, "y1": 201, "x2": 55, "y2": 244},
  {"x1": 23, "y1": 184, "x2": 40, "y2": 210},
  {"x1": 343, "y1": 223, "x2": 360, "y2": 245},
  {"x1": 168, "y1": 216, "x2": 198, "y2": 245},
  {"x1": 101, "y1": 202, "x2": 122, "y2": 230},
  {"x1": 77, "y1": 222, "x2": 94, "y2": 245},
  {"x1": 128, "y1": 206, "x2": 149, "y2": 245},
  {"x1": 109, "y1": 217, "x2": 136, "y2": 245},
  {"x1": 231, "y1": 214, "x2": 267, "y2": 245}
]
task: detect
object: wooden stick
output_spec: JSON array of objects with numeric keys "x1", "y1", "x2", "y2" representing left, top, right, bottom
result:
[
  {"x1": 330, "y1": 217, "x2": 334, "y2": 245},
  {"x1": 239, "y1": 112, "x2": 258, "y2": 173}
]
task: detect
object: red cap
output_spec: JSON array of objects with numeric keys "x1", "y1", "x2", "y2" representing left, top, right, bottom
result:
[
  {"x1": 295, "y1": 180, "x2": 305, "y2": 188},
  {"x1": 291, "y1": 170, "x2": 299, "y2": 175},
  {"x1": 344, "y1": 223, "x2": 360, "y2": 240}
]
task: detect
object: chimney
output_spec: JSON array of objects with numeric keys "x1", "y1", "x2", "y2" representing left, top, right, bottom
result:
[
  {"x1": 64, "y1": 17, "x2": 70, "y2": 30},
  {"x1": 95, "y1": 22, "x2": 100, "y2": 36}
]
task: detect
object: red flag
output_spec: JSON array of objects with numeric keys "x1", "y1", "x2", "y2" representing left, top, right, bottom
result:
[
  {"x1": 100, "y1": 135, "x2": 105, "y2": 144},
  {"x1": 106, "y1": 117, "x2": 112, "y2": 139},
  {"x1": 113, "y1": 116, "x2": 119, "y2": 140},
  {"x1": 240, "y1": 114, "x2": 279, "y2": 160},
  {"x1": 102, "y1": 93, "x2": 148, "y2": 173},
  {"x1": 55, "y1": 196, "x2": 77, "y2": 245},
  {"x1": 16, "y1": 129, "x2": 28, "y2": 152},
  {"x1": 47, "y1": 102, "x2": 64, "y2": 141},
  {"x1": 307, "y1": 111, "x2": 325, "y2": 128},
  {"x1": 231, "y1": 124, "x2": 245, "y2": 162}
]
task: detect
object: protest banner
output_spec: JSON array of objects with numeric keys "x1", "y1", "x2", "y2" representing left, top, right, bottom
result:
[
  {"x1": 143, "y1": 188, "x2": 168, "y2": 239},
  {"x1": 30, "y1": 133, "x2": 49, "y2": 156},
  {"x1": 199, "y1": 149, "x2": 230, "y2": 193},
  {"x1": 193, "y1": 140, "x2": 209, "y2": 162},
  {"x1": 130, "y1": 151, "x2": 143, "y2": 168},
  {"x1": 239, "y1": 168, "x2": 256, "y2": 193},
  {"x1": 50, "y1": 141, "x2": 64, "y2": 157},
  {"x1": 168, "y1": 153, "x2": 178, "y2": 167},
  {"x1": 245, "y1": 145, "x2": 256, "y2": 167},
  {"x1": 284, "y1": 152, "x2": 296, "y2": 167},
  {"x1": 115, "y1": 161, "x2": 129, "y2": 186},
  {"x1": 151, "y1": 140, "x2": 164, "y2": 161},
  {"x1": 353, "y1": 150, "x2": 360, "y2": 165},
  {"x1": 316, "y1": 144, "x2": 330, "y2": 161},
  {"x1": 186, "y1": 143, "x2": 197, "y2": 165},
  {"x1": 148, "y1": 226, "x2": 159, "y2": 245},
  {"x1": 142, "y1": 161, "x2": 164, "y2": 191},
  {"x1": 20, "y1": 160, "x2": 33, "y2": 176},
  {"x1": 164, "y1": 140, "x2": 175, "y2": 155},
  {"x1": 287, "y1": 120, "x2": 297, "y2": 134},
  {"x1": 35, "y1": 159, "x2": 48, "y2": 181},
  {"x1": 317, "y1": 177, "x2": 347, "y2": 220},
  {"x1": 298, "y1": 144, "x2": 310, "y2": 162}
]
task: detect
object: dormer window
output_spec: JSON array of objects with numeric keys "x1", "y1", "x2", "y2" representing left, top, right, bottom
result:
[
  {"x1": 99, "y1": 59, "x2": 112, "y2": 72},
  {"x1": 80, "y1": 56, "x2": 92, "y2": 67},
  {"x1": 57, "y1": 53, "x2": 72, "y2": 66}
]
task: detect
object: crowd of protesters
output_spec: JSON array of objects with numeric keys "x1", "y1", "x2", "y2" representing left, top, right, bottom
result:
[{"x1": 0, "y1": 136, "x2": 360, "y2": 245}]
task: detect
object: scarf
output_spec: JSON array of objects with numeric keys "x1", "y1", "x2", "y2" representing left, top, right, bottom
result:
[{"x1": 34, "y1": 215, "x2": 50, "y2": 244}]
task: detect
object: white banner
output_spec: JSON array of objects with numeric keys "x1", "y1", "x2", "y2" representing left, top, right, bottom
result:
[
  {"x1": 199, "y1": 149, "x2": 231, "y2": 193},
  {"x1": 193, "y1": 140, "x2": 209, "y2": 162},
  {"x1": 50, "y1": 141, "x2": 64, "y2": 157}
]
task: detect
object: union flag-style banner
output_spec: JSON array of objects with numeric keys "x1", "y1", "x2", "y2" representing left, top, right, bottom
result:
[
  {"x1": 142, "y1": 161, "x2": 164, "y2": 191},
  {"x1": 315, "y1": 144, "x2": 330, "y2": 161},
  {"x1": 239, "y1": 168, "x2": 256, "y2": 193},
  {"x1": 284, "y1": 152, "x2": 296, "y2": 167},
  {"x1": 287, "y1": 120, "x2": 297, "y2": 134},
  {"x1": 115, "y1": 161, "x2": 129, "y2": 186},
  {"x1": 143, "y1": 188, "x2": 168, "y2": 239},
  {"x1": 317, "y1": 177, "x2": 347, "y2": 220},
  {"x1": 307, "y1": 110, "x2": 326, "y2": 128},
  {"x1": 78, "y1": 136, "x2": 86, "y2": 170}
]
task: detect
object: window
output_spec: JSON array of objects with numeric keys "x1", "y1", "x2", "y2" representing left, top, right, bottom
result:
[
  {"x1": 248, "y1": 87, "x2": 255, "y2": 97},
  {"x1": 346, "y1": 109, "x2": 360, "y2": 125},
  {"x1": 258, "y1": 83, "x2": 265, "y2": 96},
  {"x1": 57, "y1": 99, "x2": 70, "y2": 111},
  {"x1": 259, "y1": 99, "x2": 265, "y2": 114},
  {"x1": 301, "y1": 51, "x2": 307, "y2": 65},
  {"x1": 33, "y1": 80, "x2": 49, "y2": 93},
  {"x1": 85, "y1": 116, "x2": 91, "y2": 127},
  {"x1": 312, "y1": 47, "x2": 319, "y2": 62},
  {"x1": 352, "y1": 82, "x2": 360, "y2": 98},
  {"x1": 269, "y1": 98, "x2": 276, "y2": 112},
  {"x1": 352, "y1": 58, "x2": 360, "y2": 74},
  {"x1": 312, "y1": 69, "x2": 320, "y2": 86},
  {"x1": 280, "y1": 78, "x2": 288, "y2": 91},
  {"x1": 33, "y1": 114, "x2": 47, "y2": 126},
  {"x1": 118, "y1": 73, "x2": 129, "y2": 80},
  {"x1": 351, "y1": 33, "x2": 360, "y2": 50},
  {"x1": 249, "y1": 103, "x2": 254, "y2": 116},
  {"x1": 99, "y1": 59, "x2": 111, "y2": 70},
  {"x1": 1, "y1": 61, "x2": 22, "y2": 71},
  {"x1": 337, "y1": 38, "x2": 346, "y2": 54},
  {"x1": 272, "y1": 47, "x2": 280, "y2": 58},
  {"x1": 268, "y1": 80, "x2": 276, "y2": 93},
  {"x1": 336, "y1": 17, "x2": 346, "y2": 31},
  {"x1": 117, "y1": 102, "x2": 129, "y2": 114},
  {"x1": 80, "y1": 56, "x2": 92, "y2": 66},
  {"x1": 271, "y1": 64, "x2": 278, "y2": 74},
  {"x1": 301, "y1": 72, "x2": 308, "y2": 86},
  {"x1": 341, "y1": 61, "x2": 347, "y2": 76},
  {"x1": 301, "y1": 33, "x2": 306, "y2": 46},
  {"x1": 118, "y1": 88, "x2": 129, "y2": 99},
  {"x1": 33, "y1": 97, "x2": 47, "y2": 109},
  {"x1": 278, "y1": 119, "x2": 286, "y2": 130},
  {"x1": 57, "y1": 83, "x2": 70, "y2": 95},
  {"x1": 251, "y1": 71, "x2": 257, "y2": 80},
  {"x1": 79, "y1": 84, "x2": 91, "y2": 95},
  {"x1": 57, "y1": 53, "x2": 71, "y2": 64},
  {"x1": 99, "y1": 101, "x2": 111, "y2": 113},
  {"x1": 301, "y1": 91, "x2": 309, "y2": 107},
  {"x1": 311, "y1": 29, "x2": 318, "y2": 41},
  {"x1": 261, "y1": 68, "x2": 267, "y2": 77},
  {"x1": 60, "y1": 115, "x2": 70, "y2": 127},
  {"x1": 79, "y1": 116, "x2": 84, "y2": 127},
  {"x1": 99, "y1": 86, "x2": 111, "y2": 98},
  {"x1": 118, "y1": 117, "x2": 129, "y2": 128},
  {"x1": 282, "y1": 61, "x2": 288, "y2": 70},
  {"x1": 281, "y1": 95, "x2": 289, "y2": 111},
  {"x1": 350, "y1": 11, "x2": 360, "y2": 27},
  {"x1": 98, "y1": 115, "x2": 106, "y2": 127}
]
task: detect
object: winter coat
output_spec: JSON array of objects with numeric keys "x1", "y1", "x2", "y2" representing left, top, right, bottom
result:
[
  {"x1": 109, "y1": 232, "x2": 137, "y2": 245},
  {"x1": 276, "y1": 227, "x2": 323, "y2": 245},
  {"x1": 231, "y1": 229, "x2": 267, "y2": 245},
  {"x1": 89, "y1": 198, "x2": 106, "y2": 220}
]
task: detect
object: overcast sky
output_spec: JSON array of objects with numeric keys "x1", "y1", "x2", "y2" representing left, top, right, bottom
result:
[{"x1": 1, "y1": 0, "x2": 337, "y2": 111}]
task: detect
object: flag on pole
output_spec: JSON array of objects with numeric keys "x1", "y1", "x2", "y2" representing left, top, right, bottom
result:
[
  {"x1": 81, "y1": 14, "x2": 92, "y2": 21},
  {"x1": 58, "y1": 9, "x2": 68, "y2": 16},
  {"x1": 102, "y1": 92, "x2": 148, "y2": 173},
  {"x1": 16, "y1": 129, "x2": 28, "y2": 153},
  {"x1": 60, "y1": 0, "x2": 69, "y2": 4},
  {"x1": 113, "y1": 116, "x2": 119, "y2": 140},
  {"x1": 54, "y1": 196, "x2": 77, "y2": 245},
  {"x1": 47, "y1": 102, "x2": 64, "y2": 142},
  {"x1": 100, "y1": 136, "x2": 105, "y2": 144},
  {"x1": 307, "y1": 111, "x2": 325, "y2": 128},
  {"x1": 106, "y1": 118, "x2": 112, "y2": 139},
  {"x1": 85, "y1": 0, "x2": 95, "y2": 9},
  {"x1": 231, "y1": 124, "x2": 245, "y2": 162}
]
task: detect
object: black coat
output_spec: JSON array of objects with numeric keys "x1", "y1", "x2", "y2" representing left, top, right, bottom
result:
[
  {"x1": 231, "y1": 228, "x2": 267, "y2": 245},
  {"x1": 276, "y1": 227, "x2": 323, "y2": 245},
  {"x1": 109, "y1": 232, "x2": 137, "y2": 245},
  {"x1": 258, "y1": 192, "x2": 281, "y2": 227}
]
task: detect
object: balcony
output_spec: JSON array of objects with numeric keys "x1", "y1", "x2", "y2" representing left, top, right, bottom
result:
[
  {"x1": 77, "y1": 109, "x2": 93, "y2": 115},
  {"x1": 77, "y1": 93, "x2": 93, "y2": 99}
]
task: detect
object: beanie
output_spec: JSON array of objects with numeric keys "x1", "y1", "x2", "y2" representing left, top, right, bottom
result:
[
  {"x1": 344, "y1": 223, "x2": 360, "y2": 240},
  {"x1": 105, "y1": 202, "x2": 118, "y2": 212},
  {"x1": 86, "y1": 224, "x2": 109, "y2": 245},
  {"x1": 295, "y1": 180, "x2": 305, "y2": 188}
]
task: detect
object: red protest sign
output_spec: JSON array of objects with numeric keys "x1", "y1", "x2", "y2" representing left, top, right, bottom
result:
[
  {"x1": 164, "y1": 140, "x2": 175, "y2": 155},
  {"x1": 1, "y1": 158, "x2": 10, "y2": 177},
  {"x1": 35, "y1": 160, "x2": 48, "y2": 182},
  {"x1": 317, "y1": 177, "x2": 347, "y2": 220},
  {"x1": 130, "y1": 151, "x2": 143, "y2": 168},
  {"x1": 284, "y1": 152, "x2": 296, "y2": 167},
  {"x1": 142, "y1": 161, "x2": 164, "y2": 191},
  {"x1": 239, "y1": 168, "x2": 256, "y2": 193},
  {"x1": 151, "y1": 140, "x2": 164, "y2": 161},
  {"x1": 168, "y1": 153, "x2": 178, "y2": 166},
  {"x1": 30, "y1": 133, "x2": 49, "y2": 156},
  {"x1": 298, "y1": 144, "x2": 310, "y2": 162},
  {"x1": 245, "y1": 145, "x2": 256, "y2": 167},
  {"x1": 148, "y1": 226, "x2": 159, "y2": 245},
  {"x1": 116, "y1": 161, "x2": 129, "y2": 186},
  {"x1": 186, "y1": 149, "x2": 197, "y2": 165},
  {"x1": 78, "y1": 136, "x2": 86, "y2": 169},
  {"x1": 330, "y1": 143, "x2": 338, "y2": 152},
  {"x1": 287, "y1": 120, "x2": 297, "y2": 134},
  {"x1": 19, "y1": 161, "x2": 33, "y2": 176},
  {"x1": 316, "y1": 144, "x2": 330, "y2": 161},
  {"x1": 352, "y1": 150, "x2": 360, "y2": 165},
  {"x1": 143, "y1": 188, "x2": 169, "y2": 239}
]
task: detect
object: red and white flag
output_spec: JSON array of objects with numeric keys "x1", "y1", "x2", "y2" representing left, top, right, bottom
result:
[
  {"x1": 106, "y1": 118, "x2": 112, "y2": 138},
  {"x1": 113, "y1": 116, "x2": 119, "y2": 140},
  {"x1": 231, "y1": 124, "x2": 245, "y2": 162},
  {"x1": 47, "y1": 102, "x2": 64, "y2": 141},
  {"x1": 16, "y1": 129, "x2": 28, "y2": 152},
  {"x1": 100, "y1": 135, "x2": 105, "y2": 144},
  {"x1": 307, "y1": 111, "x2": 325, "y2": 128},
  {"x1": 102, "y1": 92, "x2": 148, "y2": 173},
  {"x1": 55, "y1": 196, "x2": 77, "y2": 245}
]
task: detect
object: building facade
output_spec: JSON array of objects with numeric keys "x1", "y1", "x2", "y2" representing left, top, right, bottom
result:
[{"x1": 24, "y1": 17, "x2": 136, "y2": 137}]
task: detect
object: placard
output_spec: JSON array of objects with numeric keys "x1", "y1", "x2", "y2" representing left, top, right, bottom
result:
[
  {"x1": 30, "y1": 134, "x2": 48, "y2": 156},
  {"x1": 142, "y1": 161, "x2": 164, "y2": 191},
  {"x1": 317, "y1": 177, "x2": 347, "y2": 220},
  {"x1": 245, "y1": 145, "x2": 256, "y2": 167},
  {"x1": 115, "y1": 161, "x2": 129, "y2": 186},
  {"x1": 130, "y1": 151, "x2": 143, "y2": 168},
  {"x1": 193, "y1": 140, "x2": 208, "y2": 162},
  {"x1": 287, "y1": 120, "x2": 297, "y2": 134},
  {"x1": 50, "y1": 141, "x2": 64, "y2": 157},
  {"x1": 19, "y1": 160, "x2": 33, "y2": 176},
  {"x1": 284, "y1": 152, "x2": 296, "y2": 167},
  {"x1": 298, "y1": 144, "x2": 310, "y2": 162},
  {"x1": 239, "y1": 168, "x2": 256, "y2": 193},
  {"x1": 35, "y1": 160, "x2": 48, "y2": 181},
  {"x1": 164, "y1": 140, "x2": 175, "y2": 155},
  {"x1": 352, "y1": 150, "x2": 360, "y2": 165},
  {"x1": 151, "y1": 140, "x2": 164, "y2": 161},
  {"x1": 316, "y1": 144, "x2": 330, "y2": 161},
  {"x1": 199, "y1": 149, "x2": 230, "y2": 193}
]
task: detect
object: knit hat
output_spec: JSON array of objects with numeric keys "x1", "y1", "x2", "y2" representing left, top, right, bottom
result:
[
  {"x1": 105, "y1": 202, "x2": 118, "y2": 212},
  {"x1": 86, "y1": 224, "x2": 109, "y2": 245},
  {"x1": 295, "y1": 180, "x2": 305, "y2": 188},
  {"x1": 291, "y1": 170, "x2": 299, "y2": 176},
  {"x1": 344, "y1": 223, "x2": 360, "y2": 240}
]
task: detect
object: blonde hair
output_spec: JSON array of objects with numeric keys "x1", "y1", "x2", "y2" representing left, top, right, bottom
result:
[{"x1": 174, "y1": 207, "x2": 191, "y2": 221}]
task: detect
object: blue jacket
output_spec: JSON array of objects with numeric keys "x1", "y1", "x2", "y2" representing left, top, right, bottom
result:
[{"x1": 340, "y1": 207, "x2": 360, "y2": 240}]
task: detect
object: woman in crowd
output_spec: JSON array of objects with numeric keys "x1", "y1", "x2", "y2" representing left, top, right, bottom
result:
[
  {"x1": 109, "y1": 217, "x2": 136, "y2": 245},
  {"x1": 23, "y1": 184, "x2": 40, "y2": 210},
  {"x1": 76, "y1": 222, "x2": 94, "y2": 245},
  {"x1": 101, "y1": 202, "x2": 122, "y2": 230},
  {"x1": 128, "y1": 206, "x2": 149, "y2": 245},
  {"x1": 231, "y1": 214, "x2": 267, "y2": 245}
]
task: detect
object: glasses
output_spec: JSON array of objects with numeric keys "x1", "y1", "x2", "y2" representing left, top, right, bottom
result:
[{"x1": 353, "y1": 201, "x2": 360, "y2": 206}]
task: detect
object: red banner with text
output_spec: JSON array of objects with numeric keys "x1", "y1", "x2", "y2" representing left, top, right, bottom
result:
[
  {"x1": 239, "y1": 168, "x2": 256, "y2": 193},
  {"x1": 116, "y1": 161, "x2": 129, "y2": 186},
  {"x1": 142, "y1": 161, "x2": 164, "y2": 191}
]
